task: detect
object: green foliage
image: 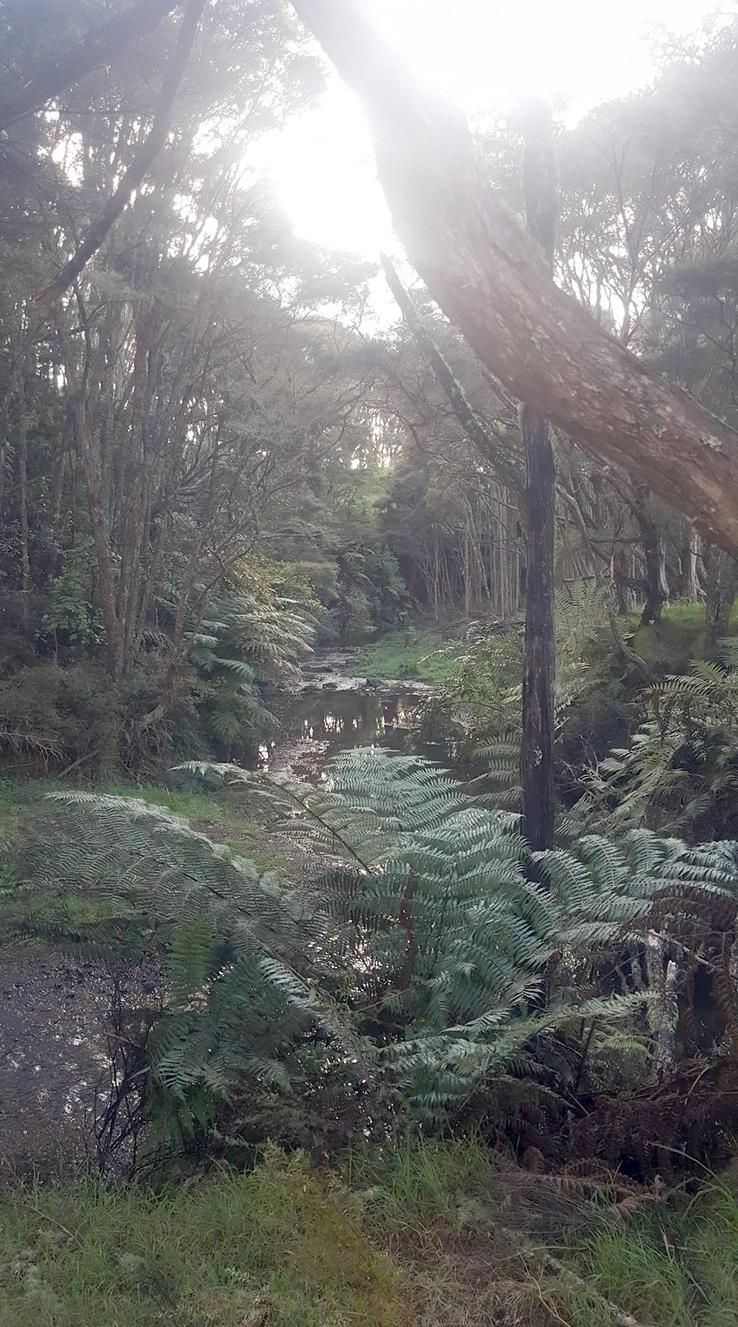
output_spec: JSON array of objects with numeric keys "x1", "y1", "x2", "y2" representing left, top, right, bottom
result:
[
  {"x1": 38, "y1": 540, "x2": 101, "y2": 652},
  {"x1": 232, "y1": 752, "x2": 736, "y2": 1123},
  {"x1": 580, "y1": 658, "x2": 738, "y2": 837},
  {"x1": 0, "y1": 1152, "x2": 409, "y2": 1327},
  {"x1": 558, "y1": 1178, "x2": 738, "y2": 1327},
  {"x1": 0, "y1": 659, "x2": 191, "y2": 779},
  {"x1": 186, "y1": 568, "x2": 316, "y2": 758},
  {"x1": 328, "y1": 545, "x2": 410, "y2": 643},
  {"x1": 18, "y1": 790, "x2": 354, "y2": 1142},
  {"x1": 346, "y1": 1134, "x2": 499, "y2": 1234},
  {"x1": 0, "y1": 567, "x2": 317, "y2": 779},
  {"x1": 355, "y1": 627, "x2": 469, "y2": 683},
  {"x1": 22, "y1": 748, "x2": 738, "y2": 1141},
  {"x1": 2, "y1": 1134, "x2": 738, "y2": 1327}
]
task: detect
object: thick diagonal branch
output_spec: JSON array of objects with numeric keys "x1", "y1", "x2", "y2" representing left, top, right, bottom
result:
[
  {"x1": 382, "y1": 256, "x2": 523, "y2": 499},
  {"x1": 292, "y1": 0, "x2": 738, "y2": 554}
]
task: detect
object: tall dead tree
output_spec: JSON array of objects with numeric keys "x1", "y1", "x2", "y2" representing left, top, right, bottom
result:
[
  {"x1": 291, "y1": 0, "x2": 738, "y2": 555},
  {"x1": 520, "y1": 100, "x2": 556, "y2": 852}
]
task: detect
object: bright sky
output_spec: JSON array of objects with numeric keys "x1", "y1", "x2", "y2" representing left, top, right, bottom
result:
[{"x1": 263, "y1": 0, "x2": 735, "y2": 257}]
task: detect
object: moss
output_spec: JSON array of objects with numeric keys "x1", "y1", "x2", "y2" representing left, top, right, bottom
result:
[{"x1": 629, "y1": 599, "x2": 738, "y2": 671}]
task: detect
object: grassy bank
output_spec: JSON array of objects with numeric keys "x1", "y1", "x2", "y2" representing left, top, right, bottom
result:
[
  {"x1": 354, "y1": 628, "x2": 466, "y2": 684},
  {"x1": 0, "y1": 1152, "x2": 407, "y2": 1327},
  {"x1": 1, "y1": 1142, "x2": 737, "y2": 1326},
  {"x1": 629, "y1": 599, "x2": 738, "y2": 670}
]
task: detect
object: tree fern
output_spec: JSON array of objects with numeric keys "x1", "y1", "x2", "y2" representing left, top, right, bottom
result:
[
  {"x1": 579, "y1": 658, "x2": 738, "y2": 837},
  {"x1": 23, "y1": 751, "x2": 738, "y2": 1135}
]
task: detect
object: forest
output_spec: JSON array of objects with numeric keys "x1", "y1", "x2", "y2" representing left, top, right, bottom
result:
[{"x1": 4, "y1": 2, "x2": 738, "y2": 1324}]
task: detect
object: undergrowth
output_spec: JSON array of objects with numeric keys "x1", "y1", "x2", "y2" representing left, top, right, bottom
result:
[
  {"x1": 0, "y1": 1150, "x2": 408, "y2": 1327},
  {"x1": 559, "y1": 1178, "x2": 738, "y2": 1327},
  {"x1": 2, "y1": 1142, "x2": 737, "y2": 1327},
  {"x1": 0, "y1": 775, "x2": 287, "y2": 878}
]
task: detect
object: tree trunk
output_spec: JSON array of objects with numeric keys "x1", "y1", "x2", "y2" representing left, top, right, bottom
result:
[
  {"x1": 704, "y1": 547, "x2": 738, "y2": 657},
  {"x1": 633, "y1": 487, "x2": 668, "y2": 625},
  {"x1": 292, "y1": 0, "x2": 738, "y2": 554},
  {"x1": 16, "y1": 397, "x2": 31, "y2": 628},
  {"x1": 520, "y1": 99, "x2": 556, "y2": 853},
  {"x1": 382, "y1": 257, "x2": 523, "y2": 500},
  {"x1": 613, "y1": 551, "x2": 635, "y2": 616},
  {"x1": 679, "y1": 528, "x2": 702, "y2": 601},
  {"x1": 55, "y1": 316, "x2": 121, "y2": 676},
  {"x1": 521, "y1": 407, "x2": 556, "y2": 850}
]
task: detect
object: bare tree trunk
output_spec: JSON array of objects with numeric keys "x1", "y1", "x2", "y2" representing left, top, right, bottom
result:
[
  {"x1": 633, "y1": 487, "x2": 669, "y2": 624},
  {"x1": 679, "y1": 528, "x2": 703, "y2": 601},
  {"x1": 292, "y1": 0, "x2": 738, "y2": 554},
  {"x1": 520, "y1": 100, "x2": 556, "y2": 853},
  {"x1": 704, "y1": 547, "x2": 738, "y2": 657},
  {"x1": 613, "y1": 550, "x2": 635, "y2": 616},
  {"x1": 55, "y1": 315, "x2": 121, "y2": 676},
  {"x1": 15, "y1": 369, "x2": 31, "y2": 628}
]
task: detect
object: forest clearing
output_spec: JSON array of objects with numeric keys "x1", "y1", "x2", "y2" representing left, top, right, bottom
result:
[{"x1": 5, "y1": 2, "x2": 738, "y2": 1324}]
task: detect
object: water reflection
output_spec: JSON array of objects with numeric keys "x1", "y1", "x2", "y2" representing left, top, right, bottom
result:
[{"x1": 259, "y1": 688, "x2": 435, "y2": 771}]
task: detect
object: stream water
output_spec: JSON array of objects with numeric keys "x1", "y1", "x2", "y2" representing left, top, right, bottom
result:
[{"x1": 258, "y1": 649, "x2": 445, "y2": 779}]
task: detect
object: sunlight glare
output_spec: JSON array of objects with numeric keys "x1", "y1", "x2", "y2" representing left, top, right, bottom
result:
[{"x1": 266, "y1": 0, "x2": 732, "y2": 257}]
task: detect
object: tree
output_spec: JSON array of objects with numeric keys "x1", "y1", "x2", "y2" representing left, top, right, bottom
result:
[
  {"x1": 0, "y1": 0, "x2": 180, "y2": 131},
  {"x1": 519, "y1": 100, "x2": 556, "y2": 852},
  {"x1": 291, "y1": 0, "x2": 738, "y2": 554}
]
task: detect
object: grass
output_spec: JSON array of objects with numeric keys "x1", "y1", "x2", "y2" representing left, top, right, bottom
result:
[
  {"x1": 346, "y1": 1135, "x2": 500, "y2": 1236},
  {"x1": 0, "y1": 1151, "x2": 410, "y2": 1327},
  {"x1": 630, "y1": 599, "x2": 738, "y2": 670},
  {"x1": 354, "y1": 628, "x2": 466, "y2": 684},
  {"x1": 556, "y1": 1179, "x2": 738, "y2": 1327},
  {"x1": 0, "y1": 1135, "x2": 737, "y2": 1326}
]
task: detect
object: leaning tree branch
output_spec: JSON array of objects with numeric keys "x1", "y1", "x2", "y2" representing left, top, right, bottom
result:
[
  {"x1": 382, "y1": 256, "x2": 524, "y2": 500},
  {"x1": 0, "y1": 0, "x2": 181, "y2": 132},
  {"x1": 292, "y1": 0, "x2": 738, "y2": 554},
  {"x1": 35, "y1": 0, "x2": 205, "y2": 309}
]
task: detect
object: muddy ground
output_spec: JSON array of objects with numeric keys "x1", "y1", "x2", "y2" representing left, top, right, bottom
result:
[{"x1": 0, "y1": 950, "x2": 157, "y2": 1181}]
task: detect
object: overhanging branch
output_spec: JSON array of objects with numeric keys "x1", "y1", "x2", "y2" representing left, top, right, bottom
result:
[{"x1": 292, "y1": 0, "x2": 738, "y2": 553}]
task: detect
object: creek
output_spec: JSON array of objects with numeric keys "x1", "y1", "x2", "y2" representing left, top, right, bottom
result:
[{"x1": 258, "y1": 648, "x2": 448, "y2": 780}]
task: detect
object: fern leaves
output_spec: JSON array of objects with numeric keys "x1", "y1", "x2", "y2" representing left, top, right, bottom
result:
[{"x1": 25, "y1": 749, "x2": 738, "y2": 1134}]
